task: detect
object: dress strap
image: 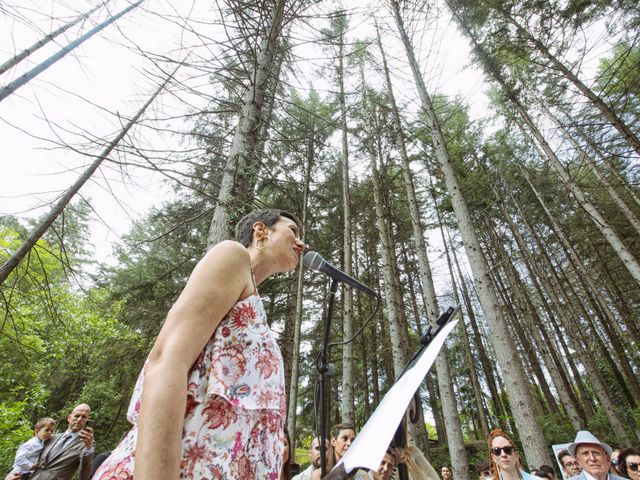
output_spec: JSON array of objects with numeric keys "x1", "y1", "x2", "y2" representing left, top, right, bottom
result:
[{"x1": 250, "y1": 264, "x2": 259, "y2": 296}]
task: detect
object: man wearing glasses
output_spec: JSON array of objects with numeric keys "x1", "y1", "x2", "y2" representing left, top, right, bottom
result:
[
  {"x1": 568, "y1": 431, "x2": 625, "y2": 480},
  {"x1": 558, "y1": 449, "x2": 583, "y2": 478}
]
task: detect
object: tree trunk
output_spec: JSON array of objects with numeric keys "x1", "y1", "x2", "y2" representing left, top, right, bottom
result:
[
  {"x1": 497, "y1": 204, "x2": 585, "y2": 429},
  {"x1": 207, "y1": 0, "x2": 286, "y2": 247},
  {"x1": 433, "y1": 181, "x2": 490, "y2": 440},
  {"x1": 508, "y1": 17, "x2": 640, "y2": 156},
  {"x1": 389, "y1": 0, "x2": 551, "y2": 465},
  {"x1": 0, "y1": 0, "x2": 144, "y2": 102},
  {"x1": 286, "y1": 124, "x2": 313, "y2": 452},
  {"x1": 0, "y1": 66, "x2": 175, "y2": 285},
  {"x1": 456, "y1": 16, "x2": 640, "y2": 286},
  {"x1": 522, "y1": 170, "x2": 640, "y2": 356},
  {"x1": 531, "y1": 248, "x2": 635, "y2": 442},
  {"x1": 544, "y1": 105, "x2": 640, "y2": 237},
  {"x1": 369, "y1": 135, "x2": 407, "y2": 373},
  {"x1": 0, "y1": 2, "x2": 106, "y2": 76},
  {"x1": 449, "y1": 234, "x2": 509, "y2": 432},
  {"x1": 375, "y1": 23, "x2": 468, "y2": 476},
  {"x1": 338, "y1": 29, "x2": 355, "y2": 424},
  {"x1": 359, "y1": 315, "x2": 372, "y2": 420}
]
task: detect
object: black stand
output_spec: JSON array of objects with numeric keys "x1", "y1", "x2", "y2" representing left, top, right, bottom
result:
[{"x1": 318, "y1": 279, "x2": 339, "y2": 478}]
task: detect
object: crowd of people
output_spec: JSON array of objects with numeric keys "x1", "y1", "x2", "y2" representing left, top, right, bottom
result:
[
  {"x1": 4, "y1": 208, "x2": 639, "y2": 480},
  {"x1": 472, "y1": 429, "x2": 639, "y2": 480}
]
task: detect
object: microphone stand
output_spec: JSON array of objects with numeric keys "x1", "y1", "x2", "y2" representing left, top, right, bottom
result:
[{"x1": 318, "y1": 278, "x2": 339, "y2": 479}]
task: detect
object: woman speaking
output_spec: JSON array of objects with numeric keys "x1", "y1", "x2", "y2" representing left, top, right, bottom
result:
[{"x1": 94, "y1": 209, "x2": 305, "y2": 480}]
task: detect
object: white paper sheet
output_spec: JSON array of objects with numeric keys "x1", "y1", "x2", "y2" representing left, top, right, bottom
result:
[{"x1": 337, "y1": 318, "x2": 459, "y2": 474}]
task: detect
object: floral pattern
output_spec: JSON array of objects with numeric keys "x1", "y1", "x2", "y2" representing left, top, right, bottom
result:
[{"x1": 92, "y1": 294, "x2": 285, "y2": 480}]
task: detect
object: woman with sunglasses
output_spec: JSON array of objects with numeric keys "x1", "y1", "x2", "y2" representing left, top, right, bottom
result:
[
  {"x1": 488, "y1": 429, "x2": 538, "y2": 480},
  {"x1": 617, "y1": 448, "x2": 640, "y2": 480}
]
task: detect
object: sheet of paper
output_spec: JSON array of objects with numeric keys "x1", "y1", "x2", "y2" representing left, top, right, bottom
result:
[{"x1": 337, "y1": 319, "x2": 459, "y2": 474}]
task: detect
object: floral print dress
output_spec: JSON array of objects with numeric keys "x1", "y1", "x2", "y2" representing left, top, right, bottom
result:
[{"x1": 93, "y1": 293, "x2": 286, "y2": 480}]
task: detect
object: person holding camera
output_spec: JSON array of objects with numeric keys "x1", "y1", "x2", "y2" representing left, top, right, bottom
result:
[{"x1": 6, "y1": 403, "x2": 95, "y2": 480}]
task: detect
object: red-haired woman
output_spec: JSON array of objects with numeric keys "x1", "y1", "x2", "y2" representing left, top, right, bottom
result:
[{"x1": 488, "y1": 429, "x2": 537, "y2": 480}]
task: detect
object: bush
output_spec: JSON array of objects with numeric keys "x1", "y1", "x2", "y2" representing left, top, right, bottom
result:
[{"x1": 0, "y1": 401, "x2": 37, "y2": 474}]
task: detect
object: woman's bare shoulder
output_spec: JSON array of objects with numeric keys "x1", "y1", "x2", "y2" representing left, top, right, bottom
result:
[{"x1": 200, "y1": 240, "x2": 250, "y2": 267}]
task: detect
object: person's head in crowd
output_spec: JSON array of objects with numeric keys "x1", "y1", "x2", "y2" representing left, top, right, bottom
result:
[
  {"x1": 531, "y1": 467, "x2": 553, "y2": 480},
  {"x1": 611, "y1": 451, "x2": 622, "y2": 476},
  {"x1": 374, "y1": 448, "x2": 396, "y2": 480},
  {"x1": 568, "y1": 430, "x2": 614, "y2": 480},
  {"x1": 282, "y1": 427, "x2": 291, "y2": 480},
  {"x1": 539, "y1": 464, "x2": 556, "y2": 480},
  {"x1": 488, "y1": 429, "x2": 523, "y2": 480},
  {"x1": 67, "y1": 403, "x2": 91, "y2": 432},
  {"x1": 331, "y1": 422, "x2": 356, "y2": 463},
  {"x1": 618, "y1": 448, "x2": 640, "y2": 480},
  {"x1": 476, "y1": 459, "x2": 492, "y2": 480},
  {"x1": 308, "y1": 437, "x2": 329, "y2": 470},
  {"x1": 558, "y1": 449, "x2": 583, "y2": 478},
  {"x1": 34, "y1": 418, "x2": 56, "y2": 442},
  {"x1": 442, "y1": 465, "x2": 453, "y2": 480}
]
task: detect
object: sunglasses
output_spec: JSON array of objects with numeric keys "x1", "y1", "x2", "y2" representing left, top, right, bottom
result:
[
  {"x1": 491, "y1": 446, "x2": 515, "y2": 456},
  {"x1": 628, "y1": 463, "x2": 639, "y2": 473}
]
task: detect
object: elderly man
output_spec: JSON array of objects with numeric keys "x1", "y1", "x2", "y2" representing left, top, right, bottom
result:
[
  {"x1": 568, "y1": 431, "x2": 624, "y2": 480},
  {"x1": 6, "y1": 404, "x2": 95, "y2": 480},
  {"x1": 558, "y1": 449, "x2": 583, "y2": 478}
]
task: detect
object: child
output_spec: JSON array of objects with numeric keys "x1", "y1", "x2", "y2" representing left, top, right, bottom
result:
[{"x1": 9, "y1": 418, "x2": 56, "y2": 478}]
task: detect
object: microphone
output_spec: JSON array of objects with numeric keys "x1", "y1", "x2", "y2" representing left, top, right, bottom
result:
[{"x1": 303, "y1": 251, "x2": 377, "y2": 297}]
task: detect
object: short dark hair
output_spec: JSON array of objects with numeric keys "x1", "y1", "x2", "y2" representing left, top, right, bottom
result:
[
  {"x1": 618, "y1": 448, "x2": 640, "y2": 478},
  {"x1": 539, "y1": 464, "x2": 555, "y2": 476},
  {"x1": 557, "y1": 449, "x2": 571, "y2": 466},
  {"x1": 234, "y1": 208, "x2": 301, "y2": 247},
  {"x1": 332, "y1": 422, "x2": 356, "y2": 438},
  {"x1": 532, "y1": 468, "x2": 552, "y2": 480}
]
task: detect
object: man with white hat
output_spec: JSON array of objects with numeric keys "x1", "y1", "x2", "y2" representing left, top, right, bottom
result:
[{"x1": 568, "y1": 431, "x2": 624, "y2": 480}]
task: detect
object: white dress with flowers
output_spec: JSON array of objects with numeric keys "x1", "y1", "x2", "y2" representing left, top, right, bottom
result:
[{"x1": 93, "y1": 293, "x2": 286, "y2": 480}]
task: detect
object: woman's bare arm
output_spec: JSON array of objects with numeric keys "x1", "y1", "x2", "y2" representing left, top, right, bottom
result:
[{"x1": 134, "y1": 241, "x2": 252, "y2": 480}]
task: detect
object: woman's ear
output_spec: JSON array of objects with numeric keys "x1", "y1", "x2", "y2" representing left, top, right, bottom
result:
[{"x1": 252, "y1": 221, "x2": 267, "y2": 237}]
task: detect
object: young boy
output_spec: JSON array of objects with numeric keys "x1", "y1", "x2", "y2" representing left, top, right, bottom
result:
[{"x1": 9, "y1": 418, "x2": 56, "y2": 478}]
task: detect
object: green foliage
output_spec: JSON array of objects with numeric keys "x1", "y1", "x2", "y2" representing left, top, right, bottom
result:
[
  {"x1": 294, "y1": 447, "x2": 310, "y2": 471},
  {"x1": 425, "y1": 422, "x2": 438, "y2": 440},
  {"x1": 596, "y1": 42, "x2": 640, "y2": 119},
  {"x1": 586, "y1": 407, "x2": 619, "y2": 448},
  {"x1": 535, "y1": 413, "x2": 575, "y2": 447},
  {"x1": 0, "y1": 388, "x2": 49, "y2": 474},
  {"x1": 1, "y1": 212, "x2": 146, "y2": 459}
]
